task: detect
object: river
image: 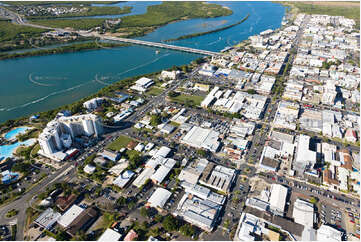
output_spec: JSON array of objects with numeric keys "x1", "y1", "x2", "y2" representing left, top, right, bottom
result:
[{"x1": 0, "y1": 1, "x2": 285, "y2": 123}]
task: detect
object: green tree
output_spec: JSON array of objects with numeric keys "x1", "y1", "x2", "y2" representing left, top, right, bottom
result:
[
  {"x1": 154, "y1": 214, "x2": 163, "y2": 223},
  {"x1": 309, "y1": 197, "x2": 318, "y2": 204},
  {"x1": 128, "y1": 151, "x2": 142, "y2": 170},
  {"x1": 196, "y1": 149, "x2": 207, "y2": 157},
  {"x1": 140, "y1": 207, "x2": 149, "y2": 218},
  {"x1": 116, "y1": 196, "x2": 127, "y2": 207},
  {"x1": 128, "y1": 200, "x2": 136, "y2": 210},
  {"x1": 162, "y1": 215, "x2": 178, "y2": 232},
  {"x1": 148, "y1": 227, "x2": 160, "y2": 237},
  {"x1": 55, "y1": 231, "x2": 70, "y2": 241},
  {"x1": 246, "y1": 89, "x2": 257, "y2": 95},
  {"x1": 168, "y1": 91, "x2": 180, "y2": 98},
  {"x1": 150, "y1": 114, "x2": 162, "y2": 126},
  {"x1": 180, "y1": 224, "x2": 195, "y2": 237},
  {"x1": 182, "y1": 65, "x2": 188, "y2": 73}
]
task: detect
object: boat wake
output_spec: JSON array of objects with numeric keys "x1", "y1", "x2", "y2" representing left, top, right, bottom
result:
[
  {"x1": 114, "y1": 52, "x2": 171, "y2": 78},
  {"x1": 94, "y1": 73, "x2": 112, "y2": 85},
  {"x1": 207, "y1": 37, "x2": 222, "y2": 46},
  {"x1": 28, "y1": 73, "x2": 55, "y2": 87},
  {"x1": 3, "y1": 52, "x2": 172, "y2": 112},
  {"x1": 4, "y1": 81, "x2": 92, "y2": 112}
]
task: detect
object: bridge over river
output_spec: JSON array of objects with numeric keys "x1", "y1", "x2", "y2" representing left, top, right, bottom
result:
[{"x1": 81, "y1": 32, "x2": 222, "y2": 56}]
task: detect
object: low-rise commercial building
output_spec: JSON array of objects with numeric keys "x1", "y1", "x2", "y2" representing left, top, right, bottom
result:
[
  {"x1": 292, "y1": 199, "x2": 314, "y2": 228},
  {"x1": 174, "y1": 193, "x2": 222, "y2": 232},
  {"x1": 130, "y1": 77, "x2": 154, "y2": 93},
  {"x1": 199, "y1": 164, "x2": 236, "y2": 194},
  {"x1": 317, "y1": 224, "x2": 342, "y2": 241},
  {"x1": 113, "y1": 170, "x2": 135, "y2": 188},
  {"x1": 34, "y1": 208, "x2": 61, "y2": 230},
  {"x1": 146, "y1": 188, "x2": 172, "y2": 210},
  {"x1": 181, "y1": 126, "x2": 220, "y2": 152},
  {"x1": 57, "y1": 204, "x2": 84, "y2": 228},
  {"x1": 98, "y1": 228, "x2": 123, "y2": 241},
  {"x1": 269, "y1": 184, "x2": 288, "y2": 216}
]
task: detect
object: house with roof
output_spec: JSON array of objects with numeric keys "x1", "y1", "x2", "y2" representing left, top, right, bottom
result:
[
  {"x1": 124, "y1": 229, "x2": 138, "y2": 241},
  {"x1": 55, "y1": 194, "x2": 77, "y2": 212},
  {"x1": 345, "y1": 128, "x2": 357, "y2": 143},
  {"x1": 66, "y1": 207, "x2": 98, "y2": 237}
]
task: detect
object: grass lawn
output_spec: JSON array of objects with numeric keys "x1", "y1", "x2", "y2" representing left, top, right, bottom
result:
[
  {"x1": 146, "y1": 87, "x2": 164, "y2": 96},
  {"x1": 170, "y1": 94, "x2": 204, "y2": 106},
  {"x1": 30, "y1": 144, "x2": 40, "y2": 157},
  {"x1": 106, "y1": 135, "x2": 133, "y2": 151}
]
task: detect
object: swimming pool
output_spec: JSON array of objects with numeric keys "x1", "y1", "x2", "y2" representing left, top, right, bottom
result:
[
  {"x1": 4, "y1": 127, "x2": 31, "y2": 140},
  {"x1": 0, "y1": 138, "x2": 36, "y2": 161}
]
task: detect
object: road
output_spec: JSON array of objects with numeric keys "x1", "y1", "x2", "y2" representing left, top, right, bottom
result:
[
  {"x1": 261, "y1": 172, "x2": 360, "y2": 213},
  {"x1": 0, "y1": 163, "x2": 74, "y2": 240}
]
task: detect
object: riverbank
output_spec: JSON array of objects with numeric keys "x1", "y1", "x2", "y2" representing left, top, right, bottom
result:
[
  {"x1": 0, "y1": 41, "x2": 130, "y2": 60},
  {"x1": 165, "y1": 14, "x2": 250, "y2": 42},
  {"x1": 0, "y1": 2, "x2": 287, "y2": 124},
  {"x1": 1, "y1": 2, "x2": 233, "y2": 54},
  {"x1": 29, "y1": 2, "x2": 232, "y2": 31}
]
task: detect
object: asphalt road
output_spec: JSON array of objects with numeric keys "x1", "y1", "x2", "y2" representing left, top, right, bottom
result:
[{"x1": 261, "y1": 172, "x2": 360, "y2": 212}]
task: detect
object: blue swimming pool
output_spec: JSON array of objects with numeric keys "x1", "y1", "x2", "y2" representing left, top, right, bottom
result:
[
  {"x1": 0, "y1": 138, "x2": 36, "y2": 161},
  {"x1": 4, "y1": 127, "x2": 31, "y2": 140}
]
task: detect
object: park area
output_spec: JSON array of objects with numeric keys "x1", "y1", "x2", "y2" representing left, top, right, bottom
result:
[
  {"x1": 106, "y1": 135, "x2": 133, "y2": 151},
  {"x1": 169, "y1": 94, "x2": 204, "y2": 107}
]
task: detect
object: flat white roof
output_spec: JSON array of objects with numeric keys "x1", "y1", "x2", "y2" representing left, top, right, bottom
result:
[
  {"x1": 98, "y1": 228, "x2": 122, "y2": 241},
  {"x1": 182, "y1": 126, "x2": 219, "y2": 151},
  {"x1": 136, "y1": 77, "x2": 153, "y2": 86},
  {"x1": 269, "y1": 184, "x2": 288, "y2": 213},
  {"x1": 84, "y1": 164, "x2": 96, "y2": 174},
  {"x1": 155, "y1": 146, "x2": 171, "y2": 158},
  {"x1": 35, "y1": 208, "x2": 61, "y2": 229},
  {"x1": 132, "y1": 167, "x2": 154, "y2": 188},
  {"x1": 293, "y1": 199, "x2": 314, "y2": 227},
  {"x1": 148, "y1": 188, "x2": 172, "y2": 209},
  {"x1": 57, "y1": 204, "x2": 84, "y2": 228},
  {"x1": 113, "y1": 170, "x2": 135, "y2": 188},
  {"x1": 317, "y1": 224, "x2": 342, "y2": 242}
]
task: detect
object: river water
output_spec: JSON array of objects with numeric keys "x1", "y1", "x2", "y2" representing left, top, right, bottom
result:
[{"x1": 0, "y1": 1, "x2": 285, "y2": 123}]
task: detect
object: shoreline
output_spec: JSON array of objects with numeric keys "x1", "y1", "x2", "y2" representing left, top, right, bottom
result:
[
  {"x1": 0, "y1": 41, "x2": 130, "y2": 61},
  {"x1": 0, "y1": 2, "x2": 234, "y2": 59},
  {"x1": 0, "y1": 4, "x2": 285, "y2": 126},
  {"x1": 164, "y1": 13, "x2": 250, "y2": 42}
]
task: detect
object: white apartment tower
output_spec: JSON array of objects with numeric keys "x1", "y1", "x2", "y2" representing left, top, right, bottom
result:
[{"x1": 38, "y1": 114, "x2": 103, "y2": 155}]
